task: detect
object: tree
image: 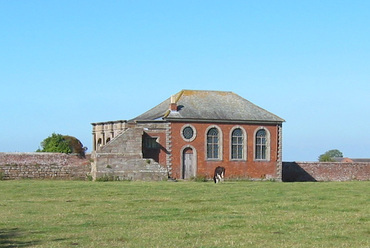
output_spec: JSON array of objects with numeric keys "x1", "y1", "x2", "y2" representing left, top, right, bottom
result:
[
  {"x1": 318, "y1": 149, "x2": 343, "y2": 162},
  {"x1": 63, "y1": 135, "x2": 87, "y2": 157},
  {"x1": 37, "y1": 133, "x2": 87, "y2": 157}
]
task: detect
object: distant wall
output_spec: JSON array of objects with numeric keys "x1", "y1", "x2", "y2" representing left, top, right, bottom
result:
[
  {"x1": 0, "y1": 153, "x2": 91, "y2": 180},
  {"x1": 283, "y1": 162, "x2": 370, "y2": 182}
]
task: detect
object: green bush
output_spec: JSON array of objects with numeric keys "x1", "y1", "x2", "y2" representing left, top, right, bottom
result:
[
  {"x1": 86, "y1": 174, "x2": 93, "y2": 181},
  {"x1": 36, "y1": 133, "x2": 87, "y2": 157},
  {"x1": 96, "y1": 174, "x2": 119, "y2": 182}
]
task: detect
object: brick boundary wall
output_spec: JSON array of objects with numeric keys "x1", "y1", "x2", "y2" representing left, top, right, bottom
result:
[
  {"x1": 283, "y1": 162, "x2": 370, "y2": 182},
  {"x1": 0, "y1": 153, "x2": 91, "y2": 180},
  {"x1": 2, "y1": 153, "x2": 369, "y2": 182}
]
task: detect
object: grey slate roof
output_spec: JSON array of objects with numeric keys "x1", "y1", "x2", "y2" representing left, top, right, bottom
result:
[{"x1": 130, "y1": 90, "x2": 285, "y2": 123}]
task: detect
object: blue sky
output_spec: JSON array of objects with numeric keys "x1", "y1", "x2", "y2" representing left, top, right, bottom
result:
[{"x1": 1, "y1": 0, "x2": 369, "y2": 161}]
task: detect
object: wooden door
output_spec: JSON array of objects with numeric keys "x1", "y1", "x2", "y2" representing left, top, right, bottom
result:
[{"x1": 182, "y1": 148, "x2": 195, "y2": 179}]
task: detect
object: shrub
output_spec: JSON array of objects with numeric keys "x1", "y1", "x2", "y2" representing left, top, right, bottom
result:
[
  {"x1": 37, "y1": 133, "x2": 71, "y2": 154},
  {"x1": 37, "y1": 133, "x2": 87, "y2": 158},
  {"x1": 86, "y1": 174, "x2": 93, "y2": 181},
  {"x1": 96, "y1": 174, "x2": 121, "y2": 182},
  {"x1": 63, "y1": 135, "x2": 87, "y2": 158}
]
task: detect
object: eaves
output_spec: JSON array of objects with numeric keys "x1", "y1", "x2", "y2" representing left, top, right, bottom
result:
[{"x1": 164, "y1": 118, "x2": 285, "y2": 125}]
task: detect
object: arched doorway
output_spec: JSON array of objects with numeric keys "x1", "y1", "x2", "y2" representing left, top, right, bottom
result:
[{"x1": 182, "y1": 147, "x2": 196, "y2": 179}]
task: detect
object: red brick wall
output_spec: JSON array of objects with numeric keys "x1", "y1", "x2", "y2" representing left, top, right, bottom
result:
[
  {"x1": 0, "y1": 153, "x2": 91, "y2": 180},
  {"x1": 283, "y1": 162, "x2": 370, "y2": 181},
  {"x1": 169, "y1": 122, "x2": 280, "y2": 179}
]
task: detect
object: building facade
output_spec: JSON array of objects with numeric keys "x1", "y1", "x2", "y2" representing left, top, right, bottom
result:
[{"x1": 91, "y1": 90, "x2": 284, "y2": 181}]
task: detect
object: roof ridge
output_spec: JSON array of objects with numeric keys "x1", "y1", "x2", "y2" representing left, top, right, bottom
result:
[
  {"x1": 173, "y1": 90, "x2": 185, "y2": 103},
  {"x1": 181, "y1": 89, "x2": 233, "y2": 93}
]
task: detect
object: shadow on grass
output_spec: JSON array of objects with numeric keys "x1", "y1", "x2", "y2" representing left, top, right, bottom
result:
[{"x1": 0, "y1": 228, "x2": 41, "y2": 248}]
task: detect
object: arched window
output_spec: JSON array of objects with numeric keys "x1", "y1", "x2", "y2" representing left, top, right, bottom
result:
[
  {"x1": 231, "y1": 128, "x2": 244, "y2": 159},
  {"x1": 255, "y1": 129, "x2": 267, "y2": 160},
  {"x1": 207, "y1": 128, "x2": 219, "y2": 159}
]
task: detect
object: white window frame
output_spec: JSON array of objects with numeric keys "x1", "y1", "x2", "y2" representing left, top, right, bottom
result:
[
  {"x1": 180, "y1": 124, "x2": 197, "y2": 142},
  {"x1": 230, "y1": 126, "x2": 247, "y2": 161},
  {"x1": 254, "y1": 127, "x2": 271, "y2": 161},
  {"x1": 205, "y1": 125, "x2": 223, "y2": 160}
]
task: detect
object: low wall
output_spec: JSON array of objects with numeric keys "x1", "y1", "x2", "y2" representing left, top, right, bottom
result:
[
  {"x1": 0, "y1": 152, "x2": 91, "y2": 180},
  {"x1": 283, "y1": 162, "x2": 370, "y2": 182},
  {"x1": 2, "y1": 153, "x2": 369, "y2": 182}
]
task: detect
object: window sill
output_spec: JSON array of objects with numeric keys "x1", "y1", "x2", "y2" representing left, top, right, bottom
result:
[{"x1": 254, "y1": 159, "x2": 270, "y2": 162}]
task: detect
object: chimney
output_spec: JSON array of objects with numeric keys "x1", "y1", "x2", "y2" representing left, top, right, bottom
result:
[{"x1": 170, "y1": 95, "x2": 177, "y2": 111}]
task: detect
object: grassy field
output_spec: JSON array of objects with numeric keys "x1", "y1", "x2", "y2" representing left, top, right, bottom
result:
[{"x1": 0, "y1": 180, "x2": 369, "y2": 248}]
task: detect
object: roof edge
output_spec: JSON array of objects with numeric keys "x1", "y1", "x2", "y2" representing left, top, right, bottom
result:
[
  {"x1": 91, "y1": 120, "x2": 127, "y2": 125},
  {"x1": 164, "y1": 118, "x2": 284, "y2": 124}
]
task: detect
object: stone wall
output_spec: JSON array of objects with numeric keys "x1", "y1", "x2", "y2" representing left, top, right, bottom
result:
[
  {"x1": 283, "y1": 162, "x2": 370, "y2": 182},
  {"x1": 92, "y1": 153, "x2": 168, "y2": 181},
  {"x1": 0, "y1": 152, "x2": 91, "y2": 180},
  {"x1": 92, "y1": 120, "x2": 128, "y2": 151},
  {"x1": 92, "y1": 127, "x2": 169, "y2": 181}
]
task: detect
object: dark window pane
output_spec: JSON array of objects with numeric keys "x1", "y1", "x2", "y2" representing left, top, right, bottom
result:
[
  {"x1": 207, "y1": 128, "x2": 219, "y2": 159},
  {"x1": 183, "y1": 126, "x2": 194, "y2": 139},
  {"x1": 231, "y1": 128, "x2": 244, "y2": 159},
  {"x1": 255, "y1": 129, "x2": 267, "y2": 159}
]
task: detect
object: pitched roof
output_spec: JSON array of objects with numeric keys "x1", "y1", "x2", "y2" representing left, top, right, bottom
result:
[{"x1": 130, "y1": 90, "x2": 285, "y2": 123}]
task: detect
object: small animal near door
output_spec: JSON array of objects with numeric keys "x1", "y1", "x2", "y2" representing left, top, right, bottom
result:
[{"x1": 182, "y1": 148, "x2": 196, "y2": 179}]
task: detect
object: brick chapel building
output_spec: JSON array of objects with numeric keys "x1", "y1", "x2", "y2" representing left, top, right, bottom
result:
[{"x1": 91, "y1": 90, "x2": 284, "y2": 181}]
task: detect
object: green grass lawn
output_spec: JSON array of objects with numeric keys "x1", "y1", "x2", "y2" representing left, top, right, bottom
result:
[{"x1": 0, "y1": 180, "x2": 369, "y2": 248}]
